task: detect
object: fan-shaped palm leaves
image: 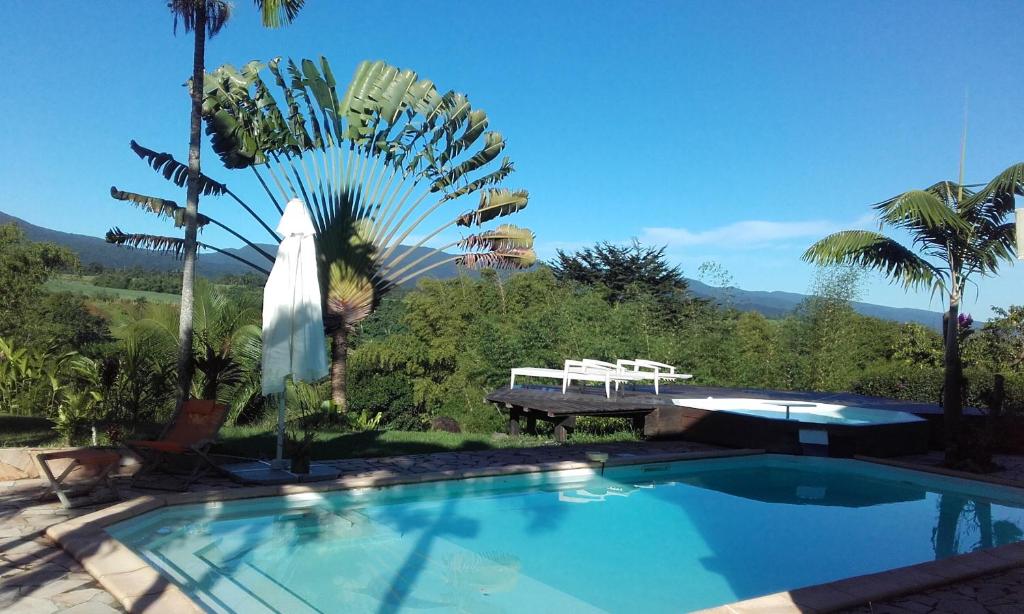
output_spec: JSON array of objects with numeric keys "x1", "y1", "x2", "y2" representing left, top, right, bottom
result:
[
  {"x1": 196, "y1": 57, "x2": 536, "y2": 406},
  {"x1": 803, "y1": 165, "x2": 1021, "y2": 460},
  {"x1": 109, "y1": 55, "x2": 535, "y2": 407}
]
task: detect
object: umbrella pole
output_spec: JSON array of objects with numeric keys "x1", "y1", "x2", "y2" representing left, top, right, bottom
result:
[{"x1": 273, "y1": 379, "x2": 287, "y2": 471}]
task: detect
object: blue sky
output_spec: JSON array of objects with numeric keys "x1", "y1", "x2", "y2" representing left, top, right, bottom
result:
[{"x1": 1, "y1": 1, "x2": 1021, "y2": 318}]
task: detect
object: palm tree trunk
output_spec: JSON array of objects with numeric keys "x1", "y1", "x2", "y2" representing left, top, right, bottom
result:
[
  {"x1": 175, "y1": 6, "x2": 206, "y2": 410},
  {"x1": 933, "y1": 494, "x2": 966, "y2": 559},
  {"x1": 942, "y1": 297, "x2": 964, "y2": 463},
  {"x1": 977, "y1": 501, "x2": 993, "y2": 549},
  {"x1": 330, "y1": 324, "x2": 348, "y2": 410}
]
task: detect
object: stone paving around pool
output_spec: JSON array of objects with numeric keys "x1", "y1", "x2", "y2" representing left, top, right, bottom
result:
[
  {"x1": 3, "y1": 442, "x2": 1024, "y2": 613},
  {"x1": 841, "y1": 566, "x2": 1024, "y2": 614}
]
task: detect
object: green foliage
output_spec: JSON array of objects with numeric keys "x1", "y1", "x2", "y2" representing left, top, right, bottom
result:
[
  {"x1": 93, "y1": 268, "x2": 183, "y2": 293},
  {"x1": 344, "y1": 267, "x2": 913, "y2": 432},
  {"x1": 45, "y1": 276, "x2": 181, "y2": 304},
  {"x1": 851, "y1": 363, "x2": 1024, "y2": 416},
  {"x1": 100, "y1": 316, "x2": 179, "y2": 428},
  {"x1": 1, "y1": 228, "x2": 113, "y2": 356},
  {"x1": 964, "y1": 306, "x2": 1024, "y2": 373},
  {"x1": 803, "y1": 166, "x2": 1022, "y2": 460},
  {"x1": 0, "y1": 337, "x2": 106, "y2": 443},
  {"x1": 117, "y1": 281, "x2": 264, "y2": 425},
  {"x1": 890, "y1": 323, "x2": 944, "y2": 369},
  {"x1": 550, "y1": 240, "x2": 690, "y2": 307},
  {"x1": 851, "y1": 363, "x2": 945, "y2": 404}
]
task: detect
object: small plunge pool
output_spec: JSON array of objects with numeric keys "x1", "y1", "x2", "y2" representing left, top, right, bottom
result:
[{"x1": 670, "y1": 397, "x2": 926, "y2": 426}]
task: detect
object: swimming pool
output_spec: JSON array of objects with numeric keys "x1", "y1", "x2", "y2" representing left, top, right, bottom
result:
[{"x1": 109, "y1": 455, "x2": 1024, "y2": 613}]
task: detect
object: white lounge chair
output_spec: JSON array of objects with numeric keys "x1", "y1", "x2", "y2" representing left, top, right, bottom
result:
[
  {"x1": 616, "y1": 359, "x2": 693, "y2": 394},
  {"x1": 509, "y1": 360, "x2": 631, "y2": 398},
  {"x1": 562, "y1": 360, "x2": 634, "y2": 397}
]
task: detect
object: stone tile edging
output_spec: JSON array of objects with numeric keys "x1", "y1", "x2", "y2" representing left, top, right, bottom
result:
[
  {"x1": 856, "y1": 454, "x2": 1024, "y2": 491},
  {"x1": 696, "y1": 542, "x2": 1024, "y2": 613},
  {"x1": 46, "y1": 447, "x2": 762, "y2": 613}
]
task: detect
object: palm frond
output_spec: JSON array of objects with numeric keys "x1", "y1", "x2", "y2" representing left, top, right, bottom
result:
[
  {"x1": 457, "y1": 248, "x2": 537, "y2": 270},
  {"x1": 202, "y1": 57, "x2": 533, "y2": 327},
  {"x1": 963, "y1": 222, "x2": 1017, "y2": 276},
  {"x1": 964, "y1": 161, "x2": 1024, "y2": 224},
  {"x1": 110, "y1": 187, "x2": 211, "y2": 228},
  {"x1": 458, "y1": 224, "x2": 534, "y2": 251},
  {"x1": 456, "y1": 189, "x2": 529, "y2": 227},
  {"x1": 874, "y1": 189, "x2": 970, "y2": 234},
  {"x1": 169, "y1": 0, "x2": 233, "y2": 37},
  {"x1": 257, "y1": 0, "x2": 305, "y2": 28},
  {"x1": 324, "y1": 262, "x2": 377, "y2": 330},
  {"x1": 105, "y1": 228, "x2": 270, "y2": 275},
  {"x1": 105, "y1": 228, "x2": 187, "y2": 257},
  {"x1": 130, "y1": 140, "x2": 228, "y2": 196},
  {"x1": 802, "y1": 230, "x2": 944, "y2": 291}
]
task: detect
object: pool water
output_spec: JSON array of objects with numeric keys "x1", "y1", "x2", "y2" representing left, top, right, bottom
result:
[
  {"x1": 723, "y1": 408, "x2": 880, "y2": 425},
  {"x1": 671, "y1": 397, "x2": 926, "y2": 425},
  {"x1": 110, "y1": 455, "x2": 1024, "y2": 613}
]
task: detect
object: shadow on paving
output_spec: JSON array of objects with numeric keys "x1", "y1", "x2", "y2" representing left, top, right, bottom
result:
[{"x1": 212, "y1": 429, "x2": 506, "y2": 462}]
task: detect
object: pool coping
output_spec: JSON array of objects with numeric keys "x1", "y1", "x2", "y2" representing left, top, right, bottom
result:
[
  {"x1": 45, "y1": 448, "x2": 1024, "y2": 614},
  {"x1": 44, "y1": 447, "x2": 761, "y2": 613}
]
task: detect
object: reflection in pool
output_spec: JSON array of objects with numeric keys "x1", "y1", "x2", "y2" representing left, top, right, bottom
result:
[{"x1": 109, "y1": 455, "x2": 1024, "y2": 613}]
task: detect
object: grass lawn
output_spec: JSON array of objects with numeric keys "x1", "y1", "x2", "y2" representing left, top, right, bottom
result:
[
  {"x1": 0, "y1": 414, "x2": 638, "y2": 459},
  {"x1": 0, "y1": 415, "x2": 62, "y2": 447},
  {"x1": 45, "y1": 276, "x2": 181, "y2": 303}
]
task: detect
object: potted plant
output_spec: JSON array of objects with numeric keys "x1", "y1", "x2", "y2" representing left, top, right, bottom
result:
[
  {"x1": 285, "y1": 420, "x2": 316, "y2": 474},
  {"x1": 284, "y1": 383, "x2": 331, "y2": 474}
]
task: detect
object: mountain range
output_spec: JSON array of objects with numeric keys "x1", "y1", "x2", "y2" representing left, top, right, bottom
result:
[{"x1": 2, "y1": 210, "x2": 942, "y2": 328}]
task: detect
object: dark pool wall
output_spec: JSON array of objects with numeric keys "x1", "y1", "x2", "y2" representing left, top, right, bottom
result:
[{"x1": 643, "y1": 406, "x2": 930, "y2": 458}]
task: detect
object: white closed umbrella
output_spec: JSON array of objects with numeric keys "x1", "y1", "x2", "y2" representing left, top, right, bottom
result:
[{"x1": 262, "y1": 198, "x2": 329, "y2": 468}]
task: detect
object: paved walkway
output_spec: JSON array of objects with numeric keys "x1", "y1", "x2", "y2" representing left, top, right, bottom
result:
[
  {"x1": 3, "y1": 443, "x2": 1024, "y2": 613},
  {"x1": 842, "y1": 566, "x2": 1024, "y2": 614}
]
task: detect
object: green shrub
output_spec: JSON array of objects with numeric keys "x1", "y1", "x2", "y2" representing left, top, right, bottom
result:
[
  {"x1": 347, "y1": 368, "x2": 421, "y2": 430},
  {"x1": 850, "y1": 362, "x2": 1024, "y2": 415},
  {"x1": 850, "y1": 362, "x2": 944, "y2": 404},
  {"x1": 575, "y1": 416, "x2": 634, "y2": 436}
]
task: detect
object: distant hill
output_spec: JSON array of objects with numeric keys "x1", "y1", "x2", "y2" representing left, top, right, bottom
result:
[
  {"x1": 3, "y1": 210, "x2": 942, "y2": 327},
  {"x1": 0, "y1": 210, "x2": 461, "y2": 285},
  {"x1": 687, "y1": 278, "x2": 941, "y2": 329}
]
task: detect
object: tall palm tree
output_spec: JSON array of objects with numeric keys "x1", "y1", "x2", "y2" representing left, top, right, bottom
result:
[
  {"x1": 134, "y1": 1, "x2": 305, "y2": 411},
  {"x1": 803, "y1": 163, "x2": 1021, "y2": 462}
]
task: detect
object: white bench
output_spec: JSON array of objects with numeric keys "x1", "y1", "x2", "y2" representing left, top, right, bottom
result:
[
  {"x1": 510, "y1": 361, "x2": 632, "y2": 398},
  {"x1": 616, "y1": 359, "x2": 693, "y2": 394}
]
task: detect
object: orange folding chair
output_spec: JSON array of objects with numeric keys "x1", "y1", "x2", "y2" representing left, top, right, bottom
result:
[{"x1": 125, "y1": 399, "x2": 229, "y2": 491}]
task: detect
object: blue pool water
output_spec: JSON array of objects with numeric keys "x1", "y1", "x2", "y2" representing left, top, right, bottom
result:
[
  {"x1": 722, "y1": 408, "x2": 884, "y2": 425},
  {"x1": 109, "y1": 455, "x2": 1024, "y2": 613}
]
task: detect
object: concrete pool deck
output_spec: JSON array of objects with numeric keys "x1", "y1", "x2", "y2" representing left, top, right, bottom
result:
[{"x1": 2, "y1": 443, "x2": 1024, "y2": 613}]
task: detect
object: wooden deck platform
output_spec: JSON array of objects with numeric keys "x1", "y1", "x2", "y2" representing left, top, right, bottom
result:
[
  {"x1": 485, "y1": 387, "x2": 676, "y2": 442},
  {"x1": 485, "y1": 384, "x2": 966, "y2": 449}
]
